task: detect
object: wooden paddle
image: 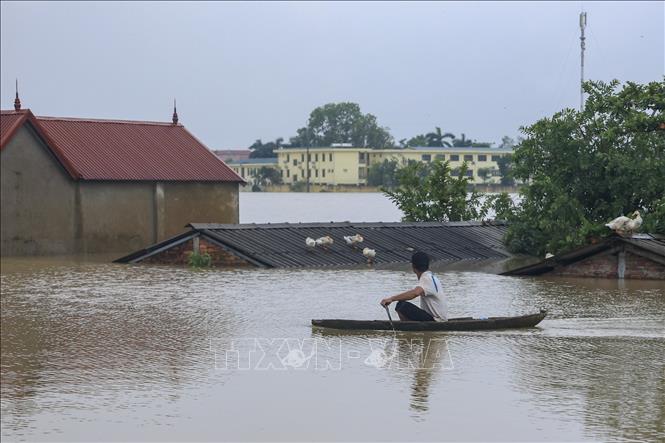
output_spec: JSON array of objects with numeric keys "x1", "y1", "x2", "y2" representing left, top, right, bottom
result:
[{"x1": 383, "y1": 304, "x2": 396, "y2": 332}]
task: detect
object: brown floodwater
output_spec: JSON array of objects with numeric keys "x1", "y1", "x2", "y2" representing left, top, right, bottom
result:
[
  {"x1": 1, "y1": 255, "x2": 663, "y2": 442},
  {"x1": 2, "y1": 193, "x2": 664, "y2": 441}
]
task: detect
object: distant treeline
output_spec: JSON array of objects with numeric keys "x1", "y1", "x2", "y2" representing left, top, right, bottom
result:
[{"x1": 247, "y1": 102, "x2": 517, "y2": 158}]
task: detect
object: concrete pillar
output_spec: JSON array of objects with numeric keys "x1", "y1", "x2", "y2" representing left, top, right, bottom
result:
[
  {"x1": 617, "y1": 250, "x2": 626, "y2": 279},
  {"x1": 193, "y1": 235, "x2": 200, "y2": 253},
  {"x1": 153, "y1": 182, "x2": 165, "y2": 243},
  {"x1": 74, "y1": 181, "x2": 83, "y2": 253}
]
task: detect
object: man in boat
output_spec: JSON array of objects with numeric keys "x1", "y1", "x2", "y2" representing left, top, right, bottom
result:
[{"x1": 380, "y1": 251, "x2": 448, "y2": 321}]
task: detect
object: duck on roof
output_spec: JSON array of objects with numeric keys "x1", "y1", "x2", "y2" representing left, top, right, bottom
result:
[{"x1": 1, "y1": 90, "x2": 244, "y2": 256}]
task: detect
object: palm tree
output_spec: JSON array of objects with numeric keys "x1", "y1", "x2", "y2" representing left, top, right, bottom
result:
[
  {"x1": 453, "y1": 133, "x2": 470, "y2": 147},
  {"x1": 426, "y1": 127, "x2": 455, "y2": 147}
]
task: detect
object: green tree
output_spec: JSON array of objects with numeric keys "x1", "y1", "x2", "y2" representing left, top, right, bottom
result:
[
  {"x1": 367, "y1": 159, "x2": 400, "y2": 188},
  {"x1": 248, "y1": 138, "x2": 283, "y2": 158},
  {"x1": 254, "y1": 166, "x2": 283, "y2": 188},
  {"x1": 383, "y1": 160, "x2": 485, "y2": 222},
  {"x1": 289, "y1": 102, "x2": 394, "y2": 148},
  {"x1": 496, "y1": 155, "x2": 515, "y2": 186},
  {"x1": 452, "y1": 133, "x2": 471, "y2": 147},
  {"x1": 425, "y1": 127, "x2": 455, "y2": 147},
  {"x1": 405, "y1": 134, "x2": 428, "y2": 147},
  {"x1": 498, "y1": 136, "x2": 516, "y2": 149},
  {"x1": 477, "y1": 167, "x2": 491, "y2": 184},
  {"x1": 505, "y1": 79, "x2": 665, "y2": 256}
]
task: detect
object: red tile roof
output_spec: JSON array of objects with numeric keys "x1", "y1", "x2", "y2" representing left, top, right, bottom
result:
[{"x1": 1, "y1": 110, "x2": 244, "y2": 183}]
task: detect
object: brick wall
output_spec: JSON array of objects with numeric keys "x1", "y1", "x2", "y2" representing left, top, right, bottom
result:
[
  {"x1": 142, "y1": 237, "x2": 252, "y2": 267},
  {"x1": 624, "y1": 252, "x2": 665, "y2": 280},
  {"x1": 549, "y1": 250, "x2": 664, "y2": 280}
]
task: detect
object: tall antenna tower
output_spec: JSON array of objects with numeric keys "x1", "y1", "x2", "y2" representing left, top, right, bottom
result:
[{"x1": 579, "y1": 11, "x2": 587, "y2": 111}]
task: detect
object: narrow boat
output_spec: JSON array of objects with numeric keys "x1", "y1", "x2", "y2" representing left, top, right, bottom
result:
[{"x1": 312, "y1": 309, "x2": 547, "y2": 331}]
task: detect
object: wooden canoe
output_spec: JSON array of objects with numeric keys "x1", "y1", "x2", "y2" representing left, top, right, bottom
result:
[{"x1": 312, "y1": 309, "x2": 547, "y2": 331}]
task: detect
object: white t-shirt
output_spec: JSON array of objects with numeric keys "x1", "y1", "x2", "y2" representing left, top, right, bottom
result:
[{"x1": 416, "y1": 271, "x2": 448, "y2": 321}]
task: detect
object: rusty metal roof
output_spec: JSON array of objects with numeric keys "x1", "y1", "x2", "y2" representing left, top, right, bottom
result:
[
  {"x1": 116, "y1": 221, "x2": 511, "y2": 268},
  {"x1": 1, "y1": 109, "x2": 244, "y2": 182}
]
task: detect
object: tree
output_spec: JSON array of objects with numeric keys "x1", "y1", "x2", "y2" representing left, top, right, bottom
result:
[
  {"x1": 496, "y1": 155, "x2": 515, "y2": 186},
  {"x1": 289, "y1": 102, "x2": 394, "y2": 148},
  {"x1": 477, "y1": 167, "x2": 491, "y2": 184},
  {"x1": 406, "y1": 134, "x2": 428, "y2": 147},
  {"x1": 254, "y1": 166, "x2": 283, "y2": 188},
  {"x1": 367, "y1": 159, "x2": 400, "y2": 188},
  {"x1": 505, "y1": 79, "x2": 665, "y2": 256},
  {"x1": 498, "y1": 136, "x2": 516, "y2": 149},
  {"x1": 425, "y1": 127, "x2": 455, "y2": 147},
  {"x1": 383, "y1": 160, "x2": 485, "y2": 222},
  {"x1": 452, "y1": 133, "x2": 471, "y2": 147},
  {"x1": 249, "y1": 138, "x2": 283, "y2": 158}
]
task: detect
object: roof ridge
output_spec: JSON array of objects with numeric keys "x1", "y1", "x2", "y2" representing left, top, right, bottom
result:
[{"x1": 35, "y1": 115, "x2": 178, "y2": 127}]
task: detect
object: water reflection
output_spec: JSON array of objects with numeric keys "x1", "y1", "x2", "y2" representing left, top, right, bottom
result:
[{"x1": 1, "y1": 258, "x2": 664, "y2": 441}]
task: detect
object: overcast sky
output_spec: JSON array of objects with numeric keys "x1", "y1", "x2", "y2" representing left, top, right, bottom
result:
[{"x1": 1, "y1": 1, "x2": 663, "y2": 148}]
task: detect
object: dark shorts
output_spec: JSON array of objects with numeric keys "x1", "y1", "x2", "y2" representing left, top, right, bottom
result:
[{"x1": 395, "y1": 301, "x2": 435, "y2": 322}]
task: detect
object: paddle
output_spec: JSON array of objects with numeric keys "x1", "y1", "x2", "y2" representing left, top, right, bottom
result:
[{"x1": 382, "y1": 304, "x2": 396, "y2": 332}]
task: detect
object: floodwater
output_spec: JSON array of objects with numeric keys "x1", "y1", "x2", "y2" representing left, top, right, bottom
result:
[
  {"x1": 239, "y1": 192, "x2": 404, "y2": 223},
  {"x1": 2, "y1": 194, "x2": 664, "y2": 442}
]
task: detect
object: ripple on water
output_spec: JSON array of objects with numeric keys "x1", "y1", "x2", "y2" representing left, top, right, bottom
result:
[{"x1": 1, "y1": 259, "x2": 664, "y2": 442}]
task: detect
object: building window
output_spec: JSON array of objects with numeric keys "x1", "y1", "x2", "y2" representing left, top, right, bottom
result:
[
  {"x1": 287, "y1": 169, "x2": 290, "y2": 178},
  {"x1": 466, "y1": 170, "x2": 473, "y2": 177},
  {"x1": 241, "y1": 167, "x2": 245, "y2": 176},
  {"x1": 464, "y1": 154, "x2": 473, "y2": 161},
  {"x1": 422, "y1": 154, "x2": 432, "y2": 162},
  {"x1": 293, "y1": 159, "x2": 297, "y2": 166},
  {"x1": 491, "y1": 155, "x2": 500, "y2": 162},
  {"x1": 329, "y1": 153, "x2": 333, "y2": 162},
  {"x1": 450, "y1": 154, "x2": 459, "y2": 161},
  {"x1": 359, "y1": 167, "x2": 367, "y2": 179},
  {"x1": 301, "y1": 154, "x2": 304, "y2": 162},
  {"x1": 322, "y1": 169, "x2": 326, "y2": 178},
  {"x1": 293, "y1": 174, "x2": 298, "y2": 182},
  {"x1": 451, "y1": 168, "x2": 461, "y2": 176},
  {"x1": 359, "y1": 152, "x2": 366, "y2": 163},
  {"x1": 280, "y1": 170, "x2": 284, "y2": 177},
  {"x1": 315, "y1": 169, "x2": 319, "y2": 178},
  {"x1": 435, "y1": 154, "x2": 444, "y2": 160},
  {"x1": 308, "y1": 153, "x2": 311, "y2": 161},
  {"x1": 478, "y1": 155, "x2": 487, "y2": 161},
  {"x1": 315, "y1": 153, "x2": 319, "y2": 162},
  {"x1": 286, "y1": 154, "x2": 290, "y2": 162},
  {"x1": 308, "y1": 170, "x2": 311, "y2": 178}
]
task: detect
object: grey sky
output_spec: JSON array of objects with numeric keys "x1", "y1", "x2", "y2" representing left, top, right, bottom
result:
[{"x1": 2, "y1": 1, "x2": 663, "y2": 148}]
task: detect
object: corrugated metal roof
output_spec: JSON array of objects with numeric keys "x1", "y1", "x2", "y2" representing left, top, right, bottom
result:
[
  {"x1": 502, "y1": 234, "x2": 665, "y2": 276},
  {"x1": 116, "y1": 221, "x2": 512, "y2": 268},
  {"x1": 1, "y1": 109, "x2": 244, "y2": 182},
  {"x1": 0, "y1": 110, "x2": 29, "y2": 148},
  {"x1": 35, "y1": 116, "x2": 244, "y2": 182}
]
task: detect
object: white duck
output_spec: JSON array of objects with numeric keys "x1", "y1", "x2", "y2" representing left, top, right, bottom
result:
[
  {"x1": 316, "y1": 235, "x2": 334, "y2": 249},
  {"x1": 606, "y1": 211, "x2": 641, "y2": 236},
  {"x1": 343, "y1": 233, "x2": 364, "y2": 247},
  {"x1": 305, "y1": 237, "x2": 316, "y2": 248},
  {"x1": 363, "y1": 247, "x2": 376, "y2": 264},
  {"x1": 625, "y1": 211, "x2": 642, "y2": 234}
]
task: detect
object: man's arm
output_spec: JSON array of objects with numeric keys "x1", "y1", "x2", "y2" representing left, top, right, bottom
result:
[{"x1": 380, "y1": 286, "x2": 425, "y2": 306}]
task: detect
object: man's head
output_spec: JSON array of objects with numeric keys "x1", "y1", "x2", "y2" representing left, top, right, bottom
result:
[{"x1": 411, "y1": 251, "x2": 430, "y2": 274}]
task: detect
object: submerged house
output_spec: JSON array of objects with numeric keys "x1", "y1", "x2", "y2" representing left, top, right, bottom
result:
[
  {"x1": 502, "y1": 234, "x2": 665, "y2": 280},
  {"x1": 115, "y1": 221, "x2": 517, "y2": 271},
  {"x1": 1, "y1": 99, "x2": 244, "y2": 256}
]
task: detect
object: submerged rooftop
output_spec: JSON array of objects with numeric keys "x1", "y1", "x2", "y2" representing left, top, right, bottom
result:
[{"x1": 115, "y1": 221, "x2": 512, "y2": 269}]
